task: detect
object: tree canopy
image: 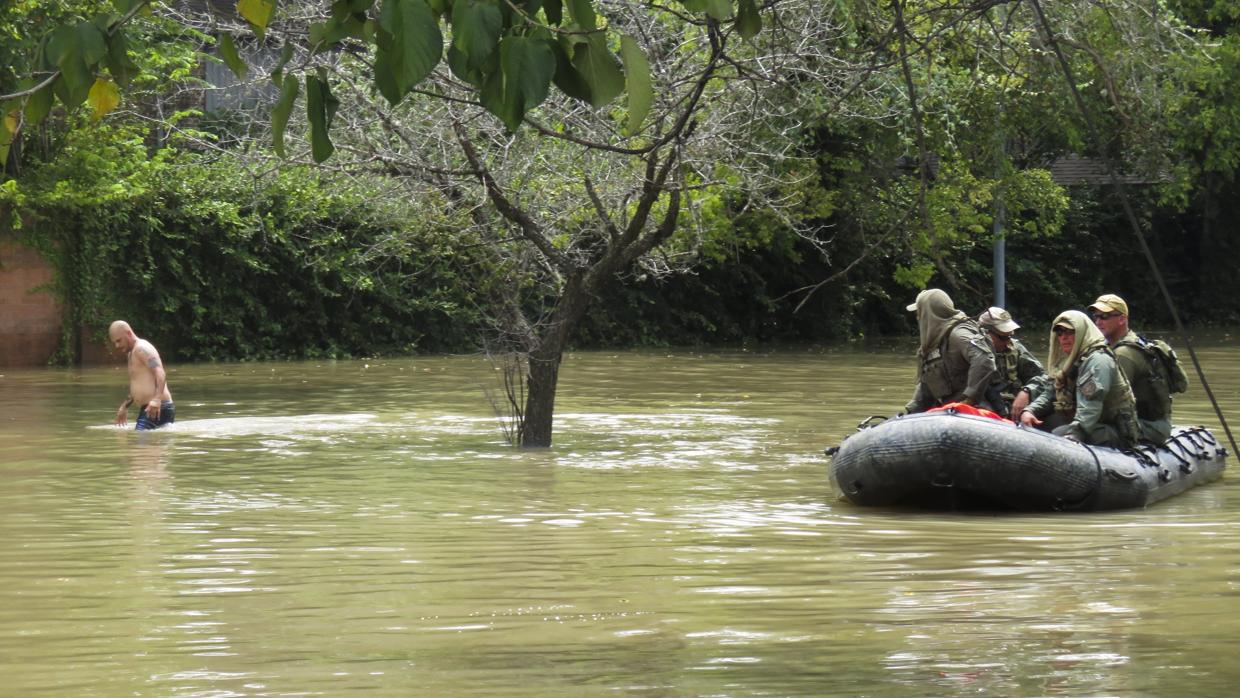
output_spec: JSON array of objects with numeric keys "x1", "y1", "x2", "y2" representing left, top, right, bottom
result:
[{"x1": 2, "y1": 0, "x2": 768, "y2": 165}]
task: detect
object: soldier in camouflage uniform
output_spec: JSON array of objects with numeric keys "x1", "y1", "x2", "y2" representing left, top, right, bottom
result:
[
  {"x1": 1020, "y1": 310, "x2": 1140, "y2": 448},
  {"x1": 977, "y1": 307, "x2": 1052, "y2": 421},
  {"x1": 1089, "y1": 293, "x2": 1186, "y2": 444},
  {"x1": 904, "y1": 289, "x2": 999, "y2": 414}
]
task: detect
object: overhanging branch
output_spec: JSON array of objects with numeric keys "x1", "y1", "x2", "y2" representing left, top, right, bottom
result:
[{"x1": 452, "y1": 120, "x2": 569, "y2": 270}]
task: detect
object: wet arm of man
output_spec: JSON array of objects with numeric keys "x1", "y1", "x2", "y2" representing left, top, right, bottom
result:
[
  {"x1": 115, "y1": 395, "x2": 133, "y2": 425},
  {"x1": 136, "y1": 344, "x2": 167, "y2": 420},
  {"x1": 148, "y1": 360, "x2": 167, "y2": 420}
]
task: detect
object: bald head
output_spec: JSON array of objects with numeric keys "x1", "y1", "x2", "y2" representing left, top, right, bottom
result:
[
  {"x1": 109, "y1": 320, "x2": 136, "y2": 352},
  {"x1": 109, "y1": 320, "x2": 132, "y2": 338}
]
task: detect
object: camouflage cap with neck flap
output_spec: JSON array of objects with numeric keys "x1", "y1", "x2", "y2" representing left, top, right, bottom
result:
[{"x1": 978, "y1": 306, "x2": 1019, "y2": 334}]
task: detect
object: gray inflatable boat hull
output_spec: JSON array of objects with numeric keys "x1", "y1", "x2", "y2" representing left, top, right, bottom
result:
[{"x1": 828, "y1": 411, "x2": 1227, "y2": 511}]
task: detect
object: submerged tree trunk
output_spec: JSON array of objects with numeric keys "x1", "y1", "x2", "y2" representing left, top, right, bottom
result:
[
  {"x1": 522, "y1": 348, "x2": 562, "y2": 448},
  {"x1": 518, "y1": 273, "x2": 591, "y2": 448}
]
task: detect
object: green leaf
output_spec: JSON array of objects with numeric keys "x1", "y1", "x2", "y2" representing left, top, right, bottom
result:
[
  {"x1": 374, "y1": 51, "x2": 399, "y2": 100},
  {"x1": 565, "y1": 0, "x2": 595, "y2": 30},
  {"x1": 506, "y1": 36, "x2": 555, "y2": 108},
  {"x1": 314, "y1": 1, "x2": 372, "y2": 48},
  {"x1": 217, "y1": 34, "x2": 248, "y2": 80},
  {"x1": 703, "y1": 0, "x2": 732, "y2": 20},
  {"x1": 310, "y1": 17, "x2": 365, "y2": 49},
  {"x1": 25, "y1": 84, "x2": 53, "y2": 125},
  {"x1": 106, "y1": 31, "x2": 141, "y2": 86},
  {"x1": 306, "y1": 72, "x2": 339, "y2": 162},
  {"x1": 450, "y1": 0, "x2": 502, "y2": 71},
  {"x1": 46, "y1": 23, "x2": 107, "y2": 107},
  {"x1": 736, "y1": 0, "x2": 761, "y2": 40},
  {"x1": 572, "y1": 33, "x2": 623, "y2": 107},
  {"x1": 237, "y1": 0, "x2": 277, "y2": 35},
  {"x1": 543, "y1": 0, "x2": 562, "y2": 25},
  {"x1": 75, "y1": 21, "x2": 109, "y2": 66},
  {"x1": 272, "y1": 74, "x2": 299, "y2": 158},
  {"x1": 479, "y1": 70, "x2": 507, "y2": 128},
  {"x1": 480, "y1": 35, "x2": 555, "y2": 131},
  {"x1": 328, "y1": 0, "x2": 349, "y2": 20},
  {"x1": 55, "y1": 57, "x2": 94, "y2": 108},
  {"x1": 88, "y1": 77, "x2": 121, "y2": 119},
  {"x1": 550, "y1": 38, "x2": 590, "y2": 101},
  {"x1": 44, "y1": 25, "x2": 76, "y2": 66},
  {"x1": 270, "y1": 42, "x2": 294, "y2": 87},
  {"x1": 678, "y1": 0, "x2": 734, "y2": 19},
  {"x1": 619, "y1": 35, "x2": 651, "y2": 135},
  {"x1": 0, "y1": 105, "x2": 16, "y2": 168},
  {"x1": 375, "y1": 0, "x2": 443, "y2": 105}
]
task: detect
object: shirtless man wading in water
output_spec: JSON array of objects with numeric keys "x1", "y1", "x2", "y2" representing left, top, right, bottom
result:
[{"x1": 109, "y1": 320, "x2": 175, "y2": 430}]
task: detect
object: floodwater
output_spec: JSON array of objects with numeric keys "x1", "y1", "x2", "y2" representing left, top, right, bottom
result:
[{"x1": 1, "y1": 336, "x2": 1238, "y2": 697}]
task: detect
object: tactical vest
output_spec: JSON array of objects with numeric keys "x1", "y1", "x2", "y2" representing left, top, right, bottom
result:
[
  {"x1": 994, "y1": 345, "x2": 1021, "y2": 402},
  {"x1": 1054, "y1": 345, "x2": 1140, "y2": 446},
  {"x1": 1051, "y1": 344, "x2": 1091, "y2": 414},
  {"x1": 919, "y1": 318, "x2": 978, "y2": 404}
]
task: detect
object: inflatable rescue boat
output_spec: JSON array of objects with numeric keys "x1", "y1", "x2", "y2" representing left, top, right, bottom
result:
[{"x1": 826, "y1": 409, "x2": 1227, "y2": 511}]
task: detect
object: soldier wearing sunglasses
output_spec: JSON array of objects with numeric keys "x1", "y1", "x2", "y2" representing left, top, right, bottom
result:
[
  {"x1": 1020, "y1": 310, "x2": 1140, "y2": 448},
  {"x1": 977, "y1": 307, "x2": 1051, "y2": 421},
  {"x1": 1088, "y1": 293, "x2": 1186, "y2": 444}
]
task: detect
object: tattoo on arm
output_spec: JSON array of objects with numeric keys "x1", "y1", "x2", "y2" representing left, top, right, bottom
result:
[{"x1": 136, "y1": 345, "x2": 161, "y2": 369}]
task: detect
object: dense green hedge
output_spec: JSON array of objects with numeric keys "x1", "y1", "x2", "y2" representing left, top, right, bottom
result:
[{"x1": 3, "y1": 125, "x2": 488, "y2": 362}]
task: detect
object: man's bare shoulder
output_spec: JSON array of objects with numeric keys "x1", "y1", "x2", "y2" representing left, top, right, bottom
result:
[{"x1": 132, "y1": 339, "x2": 163, "y2": 367}]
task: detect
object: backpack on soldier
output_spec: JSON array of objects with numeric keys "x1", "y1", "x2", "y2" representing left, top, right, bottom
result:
[
  {"x1": 1143, "y1": 337, "x2": 1189, "y2": 394},
  {"x1": 1115, "y1": 334, "x2": 1189, "y2": 413}
]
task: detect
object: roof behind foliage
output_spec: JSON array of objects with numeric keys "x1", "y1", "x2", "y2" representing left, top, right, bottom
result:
[{"x1": 1048, "y1": 154, "x2": 1152, "y2": 186}]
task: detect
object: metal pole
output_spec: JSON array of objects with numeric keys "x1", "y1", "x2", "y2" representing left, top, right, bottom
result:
[
  {"x1": 993, "y1": 204, "x2": 1006, "y2": 308},
  {"x1": 991, "y1": 25, "x2": 1007, "y2": 311},
  {"x1": 992, "y1": 106, "x2": 1006, "y2": 309}
]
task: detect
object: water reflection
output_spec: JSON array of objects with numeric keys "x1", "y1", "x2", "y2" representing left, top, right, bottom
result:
[{"x1": 0, "y1": 344, "x2": 1236, "y2": 696}]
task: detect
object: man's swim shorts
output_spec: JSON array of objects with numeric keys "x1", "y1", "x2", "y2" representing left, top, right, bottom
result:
[{"x1": 136, "y1": 401, "x2": 176, "y2": 430}]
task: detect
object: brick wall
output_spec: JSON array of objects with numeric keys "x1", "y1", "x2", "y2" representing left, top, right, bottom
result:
[
  {"x1": 0, "y1": 238, "x2": 119, "y2": 367},
  {"x1": 0, "y1": 238, "x2": 62, "y2": 367}
]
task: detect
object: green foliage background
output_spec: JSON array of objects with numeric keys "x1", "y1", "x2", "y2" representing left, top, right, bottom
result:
[
  {"x1": 2, "y1": 115, "x2": 1228, "y2": 364},
  {"x1": 2, "y1": 124, "x2": 485, "y2": 362}
]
